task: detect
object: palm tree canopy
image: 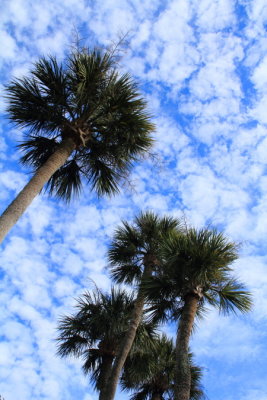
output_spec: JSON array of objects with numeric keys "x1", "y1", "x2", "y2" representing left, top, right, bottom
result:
[
  {"x1": 56, "y1": 286, "x2": 157, "y2": 391},
  {"x1": 5, "y1": 49, "x2": 155, "y2": 200},
  {"x1": 141, "y1": 228, "x2": 252, "y2": 323},
  {"x1": 121, "y1": 334, "x2": 205, "y2": 400},
  {"x1": 108, "y1": 211, "x2": 183, "y2": 285}
]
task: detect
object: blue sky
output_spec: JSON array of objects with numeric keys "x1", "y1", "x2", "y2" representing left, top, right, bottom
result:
[{"x1": 1, "y1": 0, "x2": 267, "y2": 399}]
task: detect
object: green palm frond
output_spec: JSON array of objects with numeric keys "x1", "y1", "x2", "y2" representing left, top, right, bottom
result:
[
  {"x1": 68, "y1": 50, "x2": 114, "y2": 110},
  {"x1": 5, "y1": 63, "x2": 67, "y2": 133},
  {"x1": 122, "y1": 335, "x2": 205, "y2": 400},
  {"x1": 56, "y1": 286, "x2": 132, "y2": 356},
  {"x1": 135, "y1": 212, "x2": 181, "y2": 248},
  {"x1": 56, "y1": 314, "x2": 91, "y2": 357},
  {"x1": 109, "y1": 264, "x2": 143, "y2": 285},
  {"x1": 207, "y1": 278, "x2": 252, "y2": 314},
  {"x1": 18, "y1": 135, "x2": 59, "y2": 168},
  {"x1": 146, "y1": 298, "x2": 180, "y2": 325},
  {"x1": 161, "y1": 228, "x2": 238, "y2": 286},
  {"x1": 82, "y1": 347, "x2": 101, "y2": 375},
  {"x1": 132, "y1": 320, "x2": 159, "y2": 354},
  {"x1": 108, "y1": 222, "x2": 141, "y2": 265},
  {"x1": 189, "y1": 353, "x2": 205, "y2": 400},
  {"x1": 129, "y1": 385, "x2": 151, "y2": 400},
  {"x1": 108, "y1": 212, "x2": 182, "y2": 285},
  {"x1": 161, "y1": 228, "x2": 240, "y2": 290},
  {"x1": 86, "y1": 157, "x2": 121, "y2": 196},
  {"x1": 56, "y1": 285, "x2": 157, "y2": 394},
  {"x1": 46, "y1": 159, "x2": 82, "y2": 201},
  {"x1": 141, "y1": 274, "x2": 176, "y2": 303},
  {"x1": 31, "y1": 56, "x2": 71, "y2": 110}
]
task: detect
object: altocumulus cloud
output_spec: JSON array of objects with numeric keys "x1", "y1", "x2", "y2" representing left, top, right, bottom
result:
[{"x1": 1, "y1": 0, "x2": 267, "y2": 399}]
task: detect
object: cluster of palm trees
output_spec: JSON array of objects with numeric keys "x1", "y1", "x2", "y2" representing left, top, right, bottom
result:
[
  {"x1": 56, "y1": 212, "x2": 251, "y2": 400},
  {"x1": 0, "y1": 47, "x2": 252, "y2": 400}
]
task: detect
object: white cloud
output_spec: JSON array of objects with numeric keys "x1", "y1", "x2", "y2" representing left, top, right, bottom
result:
[
  {"x1": 1, "y1": 1, "x2": 267, "y2": 400},
  {"x1": 0, "y1": 170, "x2": 26, "y2": 192},
  {"x1": 196, "y1": 0, "x2": 236, "y2": 31},
  {"x1": 0, "y1": 30, "x2": 17, "y2": 59},
  {"x1": 251, "y1": 55, "x2": 267, "y2": 89},
  {"x1": 192, "y1": 311, "x2": 259, "y2": 361}
]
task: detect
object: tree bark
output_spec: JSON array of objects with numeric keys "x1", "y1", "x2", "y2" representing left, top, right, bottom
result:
[
  {"x1": 175, "y1": 294, "x2": 199, "y2": 400},
  {"x1": 103, "y1": 263, "x2": 152, "y2": 400},
  {"x1": 98, "y1": 355, "x2": 114, "y2": 400},
  {"x1": 0, "y1": 137, "x2": 76, "y2": 243}
]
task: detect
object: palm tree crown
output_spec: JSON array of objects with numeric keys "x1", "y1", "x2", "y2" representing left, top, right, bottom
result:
[
  {"x1": 144, "y1": 228, "x2": 252, "y2": 321},
  {"x1": 109, "y1": 211, "x2": 183, "y2": 285},
  {"x1": 121, "y1": 334, "x2": 205, "y2": 400},
  {"x1": 6, "y1": 49, "x2": 154, "y2": 200},
  {"x1": 56, "y1": 286, "x2": 156, "y2": 396}
]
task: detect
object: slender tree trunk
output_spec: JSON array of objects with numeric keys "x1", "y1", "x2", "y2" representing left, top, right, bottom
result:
[
  {"x1": 175, "y1": 294, "x2": 199, "y2": 400},
  {"x1": 103, "y1": 263, "x2": 152, "y2": 400},
  {"x1": 103, "y1": 293, "x2": 145, "y2": 400},
  {"x1": 98, "y1": 355, "x2": 114, "y2": 400},
  {"x1": 0, "y1": 137, "x2": 76, "y2": 244}
]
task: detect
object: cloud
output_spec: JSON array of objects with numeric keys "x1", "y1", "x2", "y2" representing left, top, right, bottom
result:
[{"x1": 1, "y1": 1, "x2": 267, "y2": 400}]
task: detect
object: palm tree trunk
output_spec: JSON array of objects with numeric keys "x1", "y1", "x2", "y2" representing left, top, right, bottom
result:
[
  {"x1": 103, "y1": 263, "x2": 152, "y2": 400},
  {"x1": 98, "y1": 355, "x2": 114, "y2": 400},
  {"x1": 0, "y1": 137, "x2": 76, "y2": 243},
  {"x1": 175, "y1": 294, "x2": 199, "y2": 400},
  {"x1": 103, "y1": 293, "x2": 145, "y2": 400}
]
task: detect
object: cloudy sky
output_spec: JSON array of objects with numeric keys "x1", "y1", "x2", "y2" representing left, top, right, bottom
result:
[{"x1": 1, "y1": 0, "x2": 267, "y2": 399}]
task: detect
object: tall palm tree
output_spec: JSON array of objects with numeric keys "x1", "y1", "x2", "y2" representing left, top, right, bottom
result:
[
  {"x1": 56, "y1": 286, "x2": 156, "y2": 400},
  {"x1": 104, "y1": 211, "x2": 183, "y2": 400},
  {"x1": 142, "y1": 228, "x2": 252, "y2": 400},
  {"x1": 0, "y1": 48, "x2": 154, "y2": 243},
  {"x1": 121, "y1": 334, "x2": 205, "y2": 400}
]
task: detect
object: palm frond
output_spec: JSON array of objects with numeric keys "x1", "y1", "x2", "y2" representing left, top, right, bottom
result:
[
  {"x1": 108, "y1": 222, "x2": 141, "y2": 266},
  {"x1": 122, "y1": 335, "x2": 205, "y2": 400},
  {"x1": 140, "y1": 274, "x2": 176, "y2": 304},
  {"x1": 110, "y1": 264, "x2": 143, "y2": 285},
  {"x1": 210, "y1": 278, "x2": 252, "y2": 314},
  {"x1": 5, "y1": 73, "x2": 66, "y2": 133},
  {"x1": 67, "y1": 49, "x2": 114, "y2": 111},
  {"x1": 31, "y1": 56, "x2": 71, "y2": 113},
  {"x1": 82, "y1": 348, "x2": 100, "y2": 375},
  {"x1": 18, "y1": 135, "x2": 59, "y2": 169},
  {"x1": 86, "y1": 157, "x2": 121, "y2": 196},
  {"x1": 129, "y1": 385, "x2": 151, "y2": 400},
  {"x1": 56, "y1": 314, "x2": 91, "y2": 357},
  {"x1": 108, "y1": 212, "x2": 183, "y2": 286},
  {"x1": 46, "y1": 159, "x2": 82, "y2": 201}
]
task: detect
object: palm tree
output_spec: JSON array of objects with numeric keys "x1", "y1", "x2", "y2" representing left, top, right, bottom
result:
[
  {"x1": 0, "y1": 48, "x2": 154, "y2": 243},
  {"x1": 142, "y1": 228, "x2": 252, "y2": 400},
  {"x1": 56, "y1": 286, "x2": 156, "y2": 400},
  {"x1": 104, "y1": 211, "x2": 182, "y2": 400},
  {"x1": 121, "y1": 334, "x2": 205, "y2": 400}
]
